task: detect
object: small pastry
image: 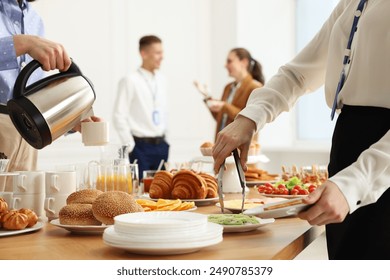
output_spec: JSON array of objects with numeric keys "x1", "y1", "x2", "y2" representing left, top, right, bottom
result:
[
  {"x1": 0, "y1": 197, "x2": 8, "y2": 213},
  {"x1": 1, "y1": 210, "x2": 29, "y2": 230},
  {"x1": 18, "y1": 208, "x2": 38, "y2": 227}
]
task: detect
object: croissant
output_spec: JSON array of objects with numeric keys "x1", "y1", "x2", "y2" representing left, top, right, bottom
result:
[
  {"x1": 171, "y1": 170, "x2": 207, "y2": 199},
  {"x1": 199, "y1": 173, "x2": 218, "y2": 198},
  {"x1": 149, "y1": 171, "x2": 174, "y2": 199},
  {"x1": 0, "y1": 197, "x2": 8, "y2": 213},
  {"x1": 1, "y1": 210, "x2": 29, "y2": 230}
]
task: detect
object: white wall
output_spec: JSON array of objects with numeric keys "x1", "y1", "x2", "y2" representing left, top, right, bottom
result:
[{"x1": 31, "y1": 0, "x2": 328, "y2": 174}]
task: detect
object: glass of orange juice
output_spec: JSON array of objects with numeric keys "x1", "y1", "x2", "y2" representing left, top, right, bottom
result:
[{"x1": 87, "y1": 162, "x2": 138, "y2": 195}]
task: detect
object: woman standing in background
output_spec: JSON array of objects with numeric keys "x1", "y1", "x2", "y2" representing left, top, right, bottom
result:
[{"x1": 205, "y1": 48, "x2": 264, "y2": 141}]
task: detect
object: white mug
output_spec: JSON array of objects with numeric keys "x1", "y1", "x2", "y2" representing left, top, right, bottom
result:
[
  {"x1": 45, "y1": 171, "x2": 77, "y2": 195},
  {"x1": 81, "y1": 121, "x2": 109, "y2": 146},
  {"x1": 222, "y1": 159, "x2": 245, "y2": 193},
  {"x1": 13, "y1": 171, "x2": 45, "y2": 194},
  {"x1": 44, "y1": 194, "x2": 68, "y2": 220},
  {"x1": 12, "y1": 193, "x2": 45, "y2": 217},
  {"x1": 0, "y1": 191, "x2": 13, "y2": 206}
]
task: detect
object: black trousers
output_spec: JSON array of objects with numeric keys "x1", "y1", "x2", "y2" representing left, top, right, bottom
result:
[
  {"x1": 327, "y1": 105, "x2": 390, "y2": 260},
  {"x1": 130, "y1": 139, "x2": 169, "y2": 180}
]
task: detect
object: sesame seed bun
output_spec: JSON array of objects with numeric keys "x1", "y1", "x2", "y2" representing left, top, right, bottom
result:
[
  {"x1": 59, "y1": 204, "x2": 101, "y2": 225},
  {"x1": 92, "y1": 191, "x2": 143, "y2": 225},
  {"x1": 66, "y1": 189, "x2": 103, "y2": 205}
]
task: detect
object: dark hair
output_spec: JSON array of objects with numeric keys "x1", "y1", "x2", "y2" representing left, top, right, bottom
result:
[
  {"x1": 139, "y1": 35, "x2": 162, "y2": 51},
  {"x1": 230, "y1": 48, "x2": 265, "y2": 85}
]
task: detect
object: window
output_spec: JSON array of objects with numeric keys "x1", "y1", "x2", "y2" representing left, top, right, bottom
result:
[{"x1": 295, "y1": 0, "x2": 338, "y2": 141}]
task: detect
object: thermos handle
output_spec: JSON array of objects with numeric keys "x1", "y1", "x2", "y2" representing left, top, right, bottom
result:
[{"x1": 13, "y1": 59, "x2": 83, "y2": 98}]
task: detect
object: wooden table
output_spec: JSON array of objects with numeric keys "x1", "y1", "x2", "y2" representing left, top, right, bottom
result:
[{"x1": 0, "y1": 189, "x2": 324, "y2": 260}]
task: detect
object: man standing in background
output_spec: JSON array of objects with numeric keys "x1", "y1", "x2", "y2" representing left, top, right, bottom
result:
[{"x1": 113, "y1": 35, "x2": 169, "y2": 179}]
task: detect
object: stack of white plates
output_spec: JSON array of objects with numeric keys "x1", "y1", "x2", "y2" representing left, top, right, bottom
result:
[{"x1": 103, "y1": 211, "x2": 223, "y2": 255}]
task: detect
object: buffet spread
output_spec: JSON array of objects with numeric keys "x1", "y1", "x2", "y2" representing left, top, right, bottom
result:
[{"x1": 0, "y1": 145, "x2": 326, "y2": 259}]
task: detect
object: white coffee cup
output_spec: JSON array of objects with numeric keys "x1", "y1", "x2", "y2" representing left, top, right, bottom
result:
[
  {"x1": 12, "y1": 193, "x2": 45, "y2": 217},
  {"x1": 81, "y1": 121, "x2": 109, "y2": 146},
  {"x1": 222, "y1": 159, "x2": 245, "y2": 193},
  {"x1": 0, "y1": 191, "x2": 13, "y2": 206},
  {"x1": 45, "y1": 171, "x2": 77, "y2": 195},
  {"x1": 44, "y1": 194, "x2": 68, "y2": 220},
  {"x1": 13, "y1": 171, "x2": 45, "y2": 194}
]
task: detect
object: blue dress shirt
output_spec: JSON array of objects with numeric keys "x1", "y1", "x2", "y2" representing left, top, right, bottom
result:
[{"x1": 0, "y1": 0, "x2": 44, "y2": 105}]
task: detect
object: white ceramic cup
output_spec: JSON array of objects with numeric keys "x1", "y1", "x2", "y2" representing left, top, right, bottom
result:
[
  {"x1": 45, "y1": 171, "x2": 77, "y2": 195},
  {"x1": 81, "y1": 121, "x2": 109, "y2": 146},
  {"x1": 13, "y1": 171, "x2": 45, "y2": 194},
  {"x1": 11, "y1": 193, "x2": 45, "y2": 217},
  {"x1": 44, "y1": 194, "x2": 68, "y2": 220},
  {"x1": 0, "y1": 191, "x2": 13, "y2": 206},
  {"x1": 222, "y1": 159, "x2": 244, "y2": 193}
]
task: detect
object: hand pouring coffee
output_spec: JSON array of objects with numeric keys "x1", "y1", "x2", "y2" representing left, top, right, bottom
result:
[{"x1": 7, "y1": 60, "x2": 96, "y2": 149}]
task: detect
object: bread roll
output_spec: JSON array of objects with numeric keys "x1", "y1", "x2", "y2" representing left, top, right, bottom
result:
[
  {"x1": 1, "y1": 210, "x2": 29, "y2": 230},
  {"x1": 200, "y1": 142, "x2": 213, "y2": 148},
  {"x1": 92, "y1": 191, "x2": 143, "y2": 225},
  {"x1": 18, "y1": 208, "x2": 38, "y2": 227},
  {"x1": 59, "y1": 204, "x2": 101, "y2": 225},
  {"x1": 200, "y1": 142, "x2": 214, "y2": 156},
  {"x1": 149, "y1": 171, "x2": 173, "y2": 199},
  {"x1": 66, "y1": 189, "x2": 103, "y2": 205},
  {"x1": 171, "y1": 170, "x2": 207, "y2": 199}
]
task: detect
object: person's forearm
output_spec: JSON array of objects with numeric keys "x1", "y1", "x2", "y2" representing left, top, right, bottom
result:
[
  {"x1": 12, "y1": 34, "x2": 70, "y2": 71},
  {"x1": 330, "y1": 130, "x2": 390, "y2": 213},
  {"x1": 13, "y1": 34, "x2": 34, "y2": 57}
]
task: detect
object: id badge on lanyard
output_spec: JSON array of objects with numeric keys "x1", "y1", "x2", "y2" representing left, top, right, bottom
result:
[
  {"x1": 152, "y1": 110, "x2": 160, "y2": 126},
  {"x1": 138, "y1": 69, "x2": 161, "y2": 126}
]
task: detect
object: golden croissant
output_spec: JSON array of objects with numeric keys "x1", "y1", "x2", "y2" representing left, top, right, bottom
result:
[
  {"x1": 171, "y1": 170, "x2": 207, "y2": 199},
  {"x1": 199, "y1": 172, "x2": 218, "y2": 198},
  {"x1": 149, "y1": 171, "x2": 174, "y2": 199}
]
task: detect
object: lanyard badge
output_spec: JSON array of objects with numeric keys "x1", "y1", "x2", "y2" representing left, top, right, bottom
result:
[{"x1": 330, "y1": 0, "x2": 367, "y2": 120}]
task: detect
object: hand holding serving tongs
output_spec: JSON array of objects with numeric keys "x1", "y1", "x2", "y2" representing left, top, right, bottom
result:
[{"x1": 217, "y1": 149, "x2": 247, "y2": 214}]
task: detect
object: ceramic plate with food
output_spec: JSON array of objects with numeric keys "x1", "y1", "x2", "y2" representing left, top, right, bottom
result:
[
  {"x1": 136, "y1": 198, "x2": 197, "y2": 212},
  {"x1": 215, "y1": 197, "x2": 286, "y2": 213},
  {"x1": 0, "y1": 221, "x2": 44, "y2": 237},
  {"x1": 246, "y1": 180, "x2": 278, "y2": 187},
  {"x1": 208, "y1": 214, "x2": 275, "y2": 233},
  {"x1": 243, "y1": 198, "x2": 310, "y2": 219},
  {"x1": 139, "y1": 193, "x2": 221, "y2": 206},
  {"x1": 50, "y1": 219, "x2": 108, "y2": 234}
]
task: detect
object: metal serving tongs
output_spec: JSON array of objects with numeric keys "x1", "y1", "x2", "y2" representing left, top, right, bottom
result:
[
  {"x1": 217, "y1": 159, "x2": 225, "y2": 213},
  {"x1": 232, "y1": 149, "x2": 247, "y2": 213},
  {"x1": 217, "y1": 149, "x2": 247, "y2": 214}
]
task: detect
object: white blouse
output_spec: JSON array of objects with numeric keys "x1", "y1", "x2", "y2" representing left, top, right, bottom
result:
[{"x1": 240, "y1": 0, "x2": 390, "y2": 213}]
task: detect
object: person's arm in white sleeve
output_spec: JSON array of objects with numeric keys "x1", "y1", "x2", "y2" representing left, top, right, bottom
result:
[
  {"x1": 329, "y1": 130, "x2": 390, "y2": 213},
  {"x1": 240, "y1": 0, "x2": 348, "y2": 131},
  {"x1": 112, "y1": 77, "x2": 135, "y2": 151}
]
